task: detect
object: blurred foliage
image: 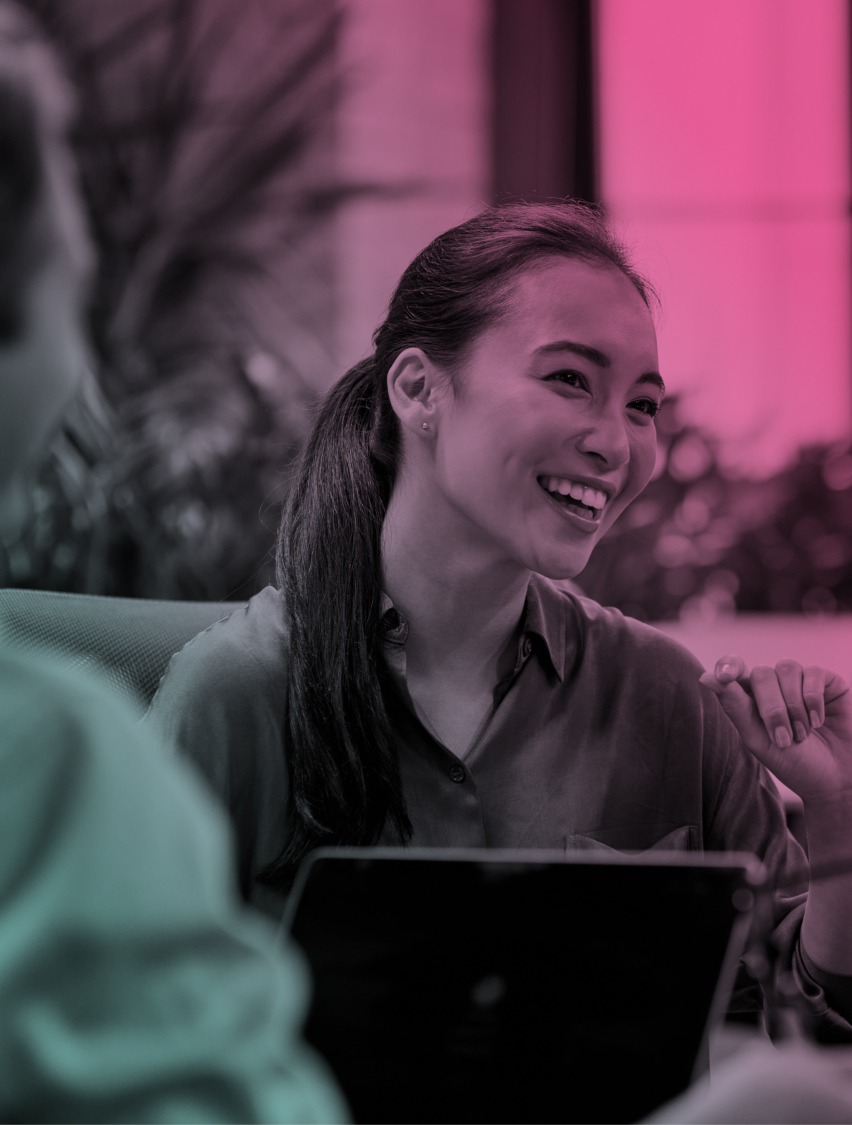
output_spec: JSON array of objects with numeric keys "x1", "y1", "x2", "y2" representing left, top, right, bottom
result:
[
  {"x1": 3, "y1": 0, "x2": 852, "y2": 614},
  {"x1": 576, "y1": 397, "x2": 852, "y2": 621},
  {"x1": 2, "y1": 0, "x2": 341, "y2": 599}
]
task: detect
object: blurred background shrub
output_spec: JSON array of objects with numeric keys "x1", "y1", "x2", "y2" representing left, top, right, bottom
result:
[
  {"x1": 2, "y1": 0, "x2": 339, "y2": 599},
  {"x1": 576, "y1": 398, "x2": 852, "y2": 621}
]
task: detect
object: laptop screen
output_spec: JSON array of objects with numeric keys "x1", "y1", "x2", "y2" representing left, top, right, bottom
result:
[{"x1": 285, "y1": 847, "x2": 763, "y2": 1124}]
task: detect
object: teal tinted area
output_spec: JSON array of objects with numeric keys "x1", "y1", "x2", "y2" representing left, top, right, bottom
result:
[
  {"x1": 0, "y1": 646, "x2": 347, "y2": 1124},
  {"x1": 0, "y1": 590, "x2": 243, "y2": 707}
]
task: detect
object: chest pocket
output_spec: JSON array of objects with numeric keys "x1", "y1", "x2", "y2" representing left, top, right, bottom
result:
[{"x1": 564, "y1": 824, "x2": 699, "y2": 853}]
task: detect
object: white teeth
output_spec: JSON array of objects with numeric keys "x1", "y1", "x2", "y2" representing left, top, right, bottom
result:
[{"x1": 541, "y1": 476, "x2": 608, "y2": 510}]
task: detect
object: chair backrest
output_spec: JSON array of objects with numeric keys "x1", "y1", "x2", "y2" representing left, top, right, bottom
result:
[{"x1": 0, "y1": 588, "x2": 245, "y2": 707}]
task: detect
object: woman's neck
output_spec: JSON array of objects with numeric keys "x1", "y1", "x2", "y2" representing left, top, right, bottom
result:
[{"x1": 381, "y1": 480, "x2": 531, "y2": 685}]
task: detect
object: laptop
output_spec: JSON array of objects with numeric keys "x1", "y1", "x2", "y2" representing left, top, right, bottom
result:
[{"x1": 283, "y1": 847, "x2": 765, "y2": 1124}]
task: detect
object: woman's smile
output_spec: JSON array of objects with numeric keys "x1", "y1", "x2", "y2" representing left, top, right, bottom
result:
[{"x1": 537, "y1": 475, "x2": 609, "y2": 528}]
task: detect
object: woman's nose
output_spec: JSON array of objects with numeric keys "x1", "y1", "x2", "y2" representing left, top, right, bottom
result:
[{"x1": 575, "y1": 406, "x2": 631, "y2": 468}]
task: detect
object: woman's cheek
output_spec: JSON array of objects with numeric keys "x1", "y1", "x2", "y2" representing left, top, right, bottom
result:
[
  {"x1": 604, "y1": 430, "x2": 656, "y2": 529},
  {"x1": 632, "y1": 428, "x2": 658, "y2": 493}
]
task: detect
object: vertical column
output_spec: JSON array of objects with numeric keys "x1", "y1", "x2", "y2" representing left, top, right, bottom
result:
[
  {"x1": 597, "y1": 0, "x2": 852, "y2": 475},
  {"x1": 492, "y1": 0, "x2": 595, "y2": 203},
  {"x1": 333, "y1": 0, "x2": 490, "y2": 377}
]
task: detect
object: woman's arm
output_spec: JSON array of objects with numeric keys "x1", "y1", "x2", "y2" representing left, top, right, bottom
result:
[{"x1": 701, "y1": 658, "x2": 852, "y2": 977}]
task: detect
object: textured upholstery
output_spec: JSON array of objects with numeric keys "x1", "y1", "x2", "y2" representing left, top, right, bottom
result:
[{"x1": 0, "y1": 588, "x2": 244, "y2": 706}]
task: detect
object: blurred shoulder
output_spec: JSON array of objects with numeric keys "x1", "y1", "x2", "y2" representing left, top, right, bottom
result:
[
  {"x1": 0, "y1": 646, "x2": 183, "y2": 834},
  {"x1": 0, "y1": 645, "x2": 141, "y2": 738}
]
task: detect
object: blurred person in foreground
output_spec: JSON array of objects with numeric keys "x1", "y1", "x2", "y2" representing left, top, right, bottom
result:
[{"x1": 0, "y1": 5, "x2": 346, "y2": 1121}]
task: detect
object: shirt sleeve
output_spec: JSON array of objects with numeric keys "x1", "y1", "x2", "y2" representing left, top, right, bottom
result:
[
  {"x1": 699, "y1": 680, "x2": 852, "y2": 1038},
  {"x1": 0, "y1": 650, "x2": 347, "y2": 1124}
]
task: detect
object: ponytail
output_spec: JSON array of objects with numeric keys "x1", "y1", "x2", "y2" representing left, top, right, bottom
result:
[
  {"x1": 261, "y1": 357, "x2": 412, "y2": 890},
  {"x1": 264, "y1": 202, "x2": 653, "y2": 890}
]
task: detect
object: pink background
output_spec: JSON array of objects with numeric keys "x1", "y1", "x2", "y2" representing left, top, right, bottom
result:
[{"x1": 598, "y1": 0, "x2": 852, "y2": 476}]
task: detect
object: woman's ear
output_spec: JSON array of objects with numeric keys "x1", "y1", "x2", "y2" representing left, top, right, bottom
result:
[{"x1": 386, "y1": 347, "x2": 447, "y2": 436}]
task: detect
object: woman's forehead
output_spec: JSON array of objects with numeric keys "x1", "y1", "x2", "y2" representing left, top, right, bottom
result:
[{"x1": 486, "y1": 259, "x2": 658, "y2": 361}]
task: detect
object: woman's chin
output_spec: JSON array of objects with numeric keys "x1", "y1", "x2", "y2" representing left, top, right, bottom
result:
[
  {"x1": 525, "y1": 542, "x2": 594, "y2": 583},
  {"x1": 537, "y1": 564, "x2": 588, "y2": 583}
]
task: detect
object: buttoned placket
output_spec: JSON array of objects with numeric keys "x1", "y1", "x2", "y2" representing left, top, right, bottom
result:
[{"x1": 378, "y1": 596, "x2": 539, "y2": 767}]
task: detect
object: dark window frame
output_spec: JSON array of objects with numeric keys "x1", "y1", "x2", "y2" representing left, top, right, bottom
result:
[{"x1": 492, "y1": 0, "x2": 596, "y2": 204}]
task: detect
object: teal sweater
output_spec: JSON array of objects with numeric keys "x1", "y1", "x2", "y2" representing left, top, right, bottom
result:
[{"x1": 0, "y1": 647, "x2": 347, "y2": 1123}]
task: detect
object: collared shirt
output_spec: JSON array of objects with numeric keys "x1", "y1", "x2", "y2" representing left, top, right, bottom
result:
[{"x1": 143, "y1": 576, "x2": 852, "y2": 1034}]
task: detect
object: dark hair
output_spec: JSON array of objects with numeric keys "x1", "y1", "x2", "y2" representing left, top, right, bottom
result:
[
  {"x1": 0, "y1": 75, "x2": 47, "y2": 342},
  {"x1": 265, "y1": 202, "x2": 653, "y2": 889}
]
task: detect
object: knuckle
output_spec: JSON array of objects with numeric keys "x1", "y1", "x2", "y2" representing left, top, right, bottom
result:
[
  {"x1": 763, "y1": 706, "x2": 790, "y2": 727},
  {"x1": 780, "y1": 692, "x2": 804, "y2": 710}
]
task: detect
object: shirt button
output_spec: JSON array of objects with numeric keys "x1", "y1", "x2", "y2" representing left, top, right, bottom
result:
[
  {"x1": 449, "y1": 764, "x2": 466, "y2": 783},
  {"x1": 521, "y1": 637, "x2": 532, "y2": 658}
]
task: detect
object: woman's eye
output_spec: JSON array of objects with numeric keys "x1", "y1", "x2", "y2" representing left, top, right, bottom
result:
[
  {"x1": 629, "y1": 397, "x2": 661, "y2": 418},
  {"x1": 546, "y1": 369, "x2": 588, "y2": 391}
]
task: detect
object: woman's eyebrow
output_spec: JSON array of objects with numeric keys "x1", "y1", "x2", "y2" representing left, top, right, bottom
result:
[
  {"x1": 533, "y1": 340, "x2": 611, "y2": 367},
  {"x1": 637, "y1": 372, "x2": 666, "y2": 395}
]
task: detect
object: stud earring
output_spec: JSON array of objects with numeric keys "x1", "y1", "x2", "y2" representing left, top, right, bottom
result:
[{"x1": 421, "y1": 422, "x2": 429, "y2": 430}]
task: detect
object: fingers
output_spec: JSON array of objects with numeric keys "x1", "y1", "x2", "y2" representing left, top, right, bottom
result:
[
  {"x1": 700, "y1": 670, "x2": 770, "y2": 751},
  {"x1": 702, "y1": 656, "x2": 827, "y2": 752},
  {"x1": 751, "y1": 662, "x2": 803, "y2": 747},
  {"x1": 803, "y1": 665, "x2": 827, "y2": 729}
]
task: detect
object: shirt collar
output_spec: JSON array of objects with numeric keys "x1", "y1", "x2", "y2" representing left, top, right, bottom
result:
[
  {"x1": 379, "y1": 574, "x2": 572, "y2": 682},
  {"x1": 521, "y1": 573, "x2": 572, "y2": 682}
]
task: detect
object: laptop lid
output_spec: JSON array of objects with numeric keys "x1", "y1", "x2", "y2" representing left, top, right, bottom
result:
[{"x1": 284, "y1": 847, "x2": 765, "y2": 1125}]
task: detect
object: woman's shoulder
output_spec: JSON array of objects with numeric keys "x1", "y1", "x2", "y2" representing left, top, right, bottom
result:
[
  {"x1": 142, "y1": 585, "x2": 289, "y2": 773},
  {"x1": 153, "y1": 585, "x2": 288, "y2": 703},
  {"x1": 530, "y1": 575, "x2": 706, "y2": 682},
  {"x1": 142, "y1": 588, "x2": 291, "y2": 911}
]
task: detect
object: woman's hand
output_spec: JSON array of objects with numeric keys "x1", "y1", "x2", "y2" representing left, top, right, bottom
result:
[
  {"x1": 704, "y1": 657, "x2": 852, "y2": 976},
  {"x1": 700, "y1": 656, "x2": 852, "y2": 806}
]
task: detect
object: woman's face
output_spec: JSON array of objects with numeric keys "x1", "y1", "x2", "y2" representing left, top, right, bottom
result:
[{"x1": 431, "y1": 257, "x2": 662, "y2": 579}]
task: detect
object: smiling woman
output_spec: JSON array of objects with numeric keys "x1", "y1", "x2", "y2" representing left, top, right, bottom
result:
[{"x1": 145, "y1": 203, "x2": 852, "y2": 1037}]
